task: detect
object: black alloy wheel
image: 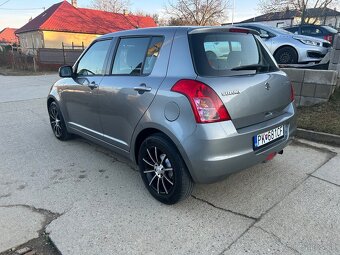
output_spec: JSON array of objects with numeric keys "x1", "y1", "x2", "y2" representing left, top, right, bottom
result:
[
  {"x1": 48, "y1": 101, "x2": 71, "y2": 140},
  {"x1": 138, "y1": 134, "x2": 193, "y2": 204}
]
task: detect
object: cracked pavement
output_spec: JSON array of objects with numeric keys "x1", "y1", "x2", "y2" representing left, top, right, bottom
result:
[{"x1": 0, "y1": 74, "x2": 339, "y2": 255}]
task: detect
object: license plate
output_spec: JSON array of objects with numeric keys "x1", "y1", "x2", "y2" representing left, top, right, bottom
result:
[{"x1": 254, "y1": 125, "x2": 284, "y2": 149}]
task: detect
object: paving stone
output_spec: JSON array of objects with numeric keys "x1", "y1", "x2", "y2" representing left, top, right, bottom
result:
[
  {"x1": 256, "y1": 178, "x2": 340, "y2": 255},
  {"x1": 0, "y1": 206, "x2": 45, "y2": 252},
  {"x1": 224, "y1": 227, "x2": 298, "y2": 255},
  {"x1": 312, "y1": 155, "x2": 340, "y2": 186},
  {"x1": 193, "y1": 143, "x2": 331, "y2": 218}
]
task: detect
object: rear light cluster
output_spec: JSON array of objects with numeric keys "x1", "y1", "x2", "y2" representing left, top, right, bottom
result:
[
  {"x1": 229, "y1": 28, "x2": 250, "y2": 34},
  {"x1": 324, "y1": 35, "x2": 333, "y2": 44},
  {"x1": 171, "y1": 80, "x2": 231, "y2": 123}
]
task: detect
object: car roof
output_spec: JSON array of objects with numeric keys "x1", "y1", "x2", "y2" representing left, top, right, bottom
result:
[
  {"x1": 98, "y1": 26, "x2": 260, "y2": 40},
  {"x1": 283, "y1": 24, "x2": 337, "y2": 33}
]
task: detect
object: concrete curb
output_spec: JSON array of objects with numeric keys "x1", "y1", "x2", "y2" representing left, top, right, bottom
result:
[{"x1": 296, "y1": 128, "x2": 340, "y2": 146}]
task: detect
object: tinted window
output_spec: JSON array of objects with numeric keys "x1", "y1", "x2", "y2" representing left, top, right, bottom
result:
[
  {"x1": 112, "y1": 37, "x2": 150, "y2": 76},
  {"x1": 143, "y1": 37, "x2": 164, "y2": 75},
  {"x1": 189, "y1": 32, "x2": 278, "y2": 76},
  {"x1": 301, "y1": 26, "x2": 323, "y2": 36},
  {"x1": 286, "y1": 27, "x2": 299, "y2": 34},
  {"x1": 77, "y1": 40, "x2": 111, "y2": 76},
  {"x1": 189, "y1": 33, "x2": 277, "y2": 76}
]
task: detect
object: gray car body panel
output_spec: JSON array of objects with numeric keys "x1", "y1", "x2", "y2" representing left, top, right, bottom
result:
[
  {"x1": 48, "y1": 26, "x2": 296, "y2": 184},
  {"x1": 235, "y1": 23, "x2": 331, "y2": 63}
]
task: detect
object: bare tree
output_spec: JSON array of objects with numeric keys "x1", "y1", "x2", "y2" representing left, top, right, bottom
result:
[
  {"x1": 165, "y1": 0, "x2": 230, "y2": 26},
  {"x1": 91, "y1": 0, "x2": 131, "y2": 13},
  {"x1": 257, "y1": 0, "x2": 338, "y2": 24}
]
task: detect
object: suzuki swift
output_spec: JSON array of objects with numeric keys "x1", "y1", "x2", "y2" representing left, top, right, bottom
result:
[{"x1": 47, "y1": 26, "x2": 296, "y2": 204}]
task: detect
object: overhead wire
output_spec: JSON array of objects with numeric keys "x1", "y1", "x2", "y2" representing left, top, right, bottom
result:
[{"x1": 0, "y1": 0, "x2": 11, "y2": 7}]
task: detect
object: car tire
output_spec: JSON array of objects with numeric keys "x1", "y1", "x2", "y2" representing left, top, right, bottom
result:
[
  {"x1": 274, "y1": 46, "x2": 298, "y2": 64},
  {"x1": 138, "y1": 133, "x2": 194, "y2": 204},
  {"x1": 48, "y1": 101, "x2": 72, "y2": 141}
]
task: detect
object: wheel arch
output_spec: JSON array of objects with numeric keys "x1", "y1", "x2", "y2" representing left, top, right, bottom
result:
[
  {"x1": 47, "y1": 96, "x2": 56, "y2": 108},
  {"x1": 132, "y1": 126, "x2": 196, "y2": 182}
]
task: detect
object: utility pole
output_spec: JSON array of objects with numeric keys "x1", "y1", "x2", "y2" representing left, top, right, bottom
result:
[{"x1": 232, "y1": 0, "x2": 235, "y2": 25}]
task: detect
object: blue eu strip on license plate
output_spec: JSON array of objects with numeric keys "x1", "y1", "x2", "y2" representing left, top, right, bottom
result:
[{"x1": 254, "y1": 125, "x2": 284, "y2": 149}]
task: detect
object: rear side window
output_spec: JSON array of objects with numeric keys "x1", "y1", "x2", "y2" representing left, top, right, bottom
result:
[
  {"x1": 111, "y1": 36, "x2": 164, "y2": 76},
  {"x1": 143, "y1": 37, "x2": 164, "y2": 75},
  {"x1": 189, "y1": 32, "x2": 278, "y2": 76}
]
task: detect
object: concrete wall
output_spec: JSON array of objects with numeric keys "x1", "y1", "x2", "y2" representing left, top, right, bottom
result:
[
  {"x1": 282, "y1": 68, "x2": 338, "y2": 106},
  {"x1": 329, "y1": 34, "x2": 340, "y2": 86}
]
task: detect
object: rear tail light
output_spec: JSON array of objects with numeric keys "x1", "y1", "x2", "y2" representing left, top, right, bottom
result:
[
  {"x1": 171, "y1": 79, "x2": 231, "y2": 123},
  {"x1": 324, "y1": 35, "x2": 332, "y2": 44},
  {"x1": 290, "y1": 83, "x2": 295, "y2": 102}
]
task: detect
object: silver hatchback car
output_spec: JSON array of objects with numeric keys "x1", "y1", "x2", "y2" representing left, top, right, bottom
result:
[{"x1": 47, "y1": 26, "x2": 296, "y2": 204}]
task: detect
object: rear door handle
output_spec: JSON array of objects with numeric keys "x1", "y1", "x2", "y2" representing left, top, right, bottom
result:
[
  {"x1": 88, "y1": 81, "x2": 98, "y2": 89},
  {"x1": 134, "y1": 83, "x2": 152, "y2": 94}
]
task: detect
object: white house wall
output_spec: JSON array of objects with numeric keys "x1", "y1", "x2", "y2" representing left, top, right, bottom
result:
[{"x1": 17, "y1": 31, "x2": 44, "y2": 55}]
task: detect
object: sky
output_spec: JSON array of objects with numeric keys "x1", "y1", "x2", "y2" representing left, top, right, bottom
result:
[{"x1": 0, "y1": 0, "x2": 260, "y2": 30}]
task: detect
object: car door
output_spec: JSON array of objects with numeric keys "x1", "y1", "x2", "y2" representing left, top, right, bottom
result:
[
  {"x1": 61, "y1": 39, "x2": 112, "y2": 136},
  {"x1": 98, "y1": 36, "x2": 166, "y2": 151}
]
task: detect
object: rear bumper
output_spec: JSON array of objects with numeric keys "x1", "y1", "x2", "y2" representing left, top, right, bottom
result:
[{"x1": 182, "y1": 102, "x2": 297, "y2": 183}]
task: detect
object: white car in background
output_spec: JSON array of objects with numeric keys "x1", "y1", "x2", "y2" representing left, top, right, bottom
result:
[{"x1": 234, "y1": 23, "x2": 332, "y2": 64}]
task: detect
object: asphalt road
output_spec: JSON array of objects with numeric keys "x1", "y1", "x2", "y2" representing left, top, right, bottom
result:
[{"x1": 0, "y1": 74, "x2": 339, "y2": 255}]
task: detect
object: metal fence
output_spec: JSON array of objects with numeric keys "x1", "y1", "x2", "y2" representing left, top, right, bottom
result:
[
  {"x1": 38, "y1": 48, "x2": 83, "y2": 66},
  {"x1": 0, "y1": 43, "x2": 85, "y2": 71}
]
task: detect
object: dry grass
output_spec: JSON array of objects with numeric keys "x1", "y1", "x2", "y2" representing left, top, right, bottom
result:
[{"x1": 297, "y1": 87, "x2": 340, "y2": 135}]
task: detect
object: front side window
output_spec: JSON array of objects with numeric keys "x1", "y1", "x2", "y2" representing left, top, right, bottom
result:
[
  {"x1": 77, "y1": 40, "x2": 111, "y2": 76},
  {"x1": 189, "y1": 32, "x2": 278, "y2": 76},
  {"x1": 286, "y1": 27, "x2": 299, "y2": 34}
]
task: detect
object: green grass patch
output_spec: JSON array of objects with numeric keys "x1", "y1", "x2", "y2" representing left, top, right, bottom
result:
[{"x1": 297, "y1": 87, "x2": 340, "y2": 135}]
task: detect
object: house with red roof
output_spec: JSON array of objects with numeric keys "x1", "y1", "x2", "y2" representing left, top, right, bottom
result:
[
  {"x1": 15, "y1": 0, "x2": 157, "y2": 55},
  {"x1": 0, "y1": 28, "x2": 18, "y2": 45}
]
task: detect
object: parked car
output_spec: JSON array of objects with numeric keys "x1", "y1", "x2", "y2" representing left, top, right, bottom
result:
[
  {"x1": 234, "y1": 23, "x2": 332, "y2": 64},
  {"x1": 284, "y1": 24, "x2": 338, "y2": 45},
  {"x1": 47, "y1": 26, "x2": 296, "y2": 204}
]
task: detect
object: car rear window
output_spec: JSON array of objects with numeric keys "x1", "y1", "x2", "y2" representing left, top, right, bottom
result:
[
  {"x1": 188, "y1": 32, "x2": 278, "y2": 76},
  {"x1": 322, "y1": 26, "x2": 338, "y2": 33}
]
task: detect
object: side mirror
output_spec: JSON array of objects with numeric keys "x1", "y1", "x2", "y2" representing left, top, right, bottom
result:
[
  {"x1": 260, "y1": 33, "x2": 270, "y2": 39},
  {"x1": 59, "y1": 65, "x2": 74, "y2": 78}
]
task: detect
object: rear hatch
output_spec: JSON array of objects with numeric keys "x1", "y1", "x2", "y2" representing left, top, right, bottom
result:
[{"x1": 188, "y1": 28, "x2": 292, "y2": 129}]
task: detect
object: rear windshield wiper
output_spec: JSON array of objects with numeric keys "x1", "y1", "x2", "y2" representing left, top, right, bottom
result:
[{"x1": 231, "y1": 64, "x2": 270, "y2": 71}]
